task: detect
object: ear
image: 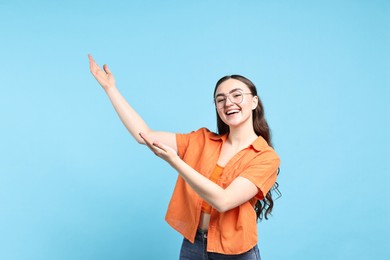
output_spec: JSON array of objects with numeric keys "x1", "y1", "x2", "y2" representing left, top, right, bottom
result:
[{"x1": 252, "y1": 96, "x2": 259, "y2": 110}]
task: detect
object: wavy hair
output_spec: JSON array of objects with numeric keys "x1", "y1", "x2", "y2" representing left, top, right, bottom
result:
[{"x1": 213, "y1": 75, "x2": 281, "y2": 221}]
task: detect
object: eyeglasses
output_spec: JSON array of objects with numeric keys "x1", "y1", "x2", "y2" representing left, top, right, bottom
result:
[{"x1": 214, "y1": 90, "x2": 253, "y2": 109}]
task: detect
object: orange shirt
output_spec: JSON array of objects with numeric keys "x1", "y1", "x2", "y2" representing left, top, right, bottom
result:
[
  {"x1": 165, "y1": 128, "x2": 280, "y2": 254},
  {"x1": 201, "y1": 164, "x2": 224, "y2": 214}
]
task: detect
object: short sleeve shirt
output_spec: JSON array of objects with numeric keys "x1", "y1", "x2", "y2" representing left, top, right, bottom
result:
[{"x1": 165, "y1": 128, "x2": 280, "y2": 254}]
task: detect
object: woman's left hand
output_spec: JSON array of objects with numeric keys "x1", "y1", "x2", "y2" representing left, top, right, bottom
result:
[{"x1": 139, "y1": 132, "x2": 179, "y2": 166}]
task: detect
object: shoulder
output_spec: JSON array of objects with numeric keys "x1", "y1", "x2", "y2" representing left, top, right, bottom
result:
[
  {"x1": 249, "y1": 136, "x2": 280, "y2": 163},
  {"x1": 176, "y1": 127, "x2": 221, "y2": 157}
]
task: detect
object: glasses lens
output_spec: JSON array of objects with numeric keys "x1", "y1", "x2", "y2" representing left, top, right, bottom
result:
[
  {"x1": 230, "y1": 91, "x2": 243, "y2": 103},
  {"x1": 215, "y1": 97, "x2": 226, "y2": 108},
  {"x1": 215, "y1": 91, "x2": 244, "y2": 108}
]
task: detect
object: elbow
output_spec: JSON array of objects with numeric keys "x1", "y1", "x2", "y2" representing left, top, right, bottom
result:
[
  {"x1": 210, "y1": 191, "x2": 237, "y2": 213},
  {"x1": 215, "y1": 207, "x2": 228, "y2": 213},
  {"x1": 135, "y1": 129, "x2": 151, "y2": 144},
  {"x1": 214, "y1": 205, "x2": 230, "y2": 213},
  {"x1": 213, "y1": 199, "x2": 232, "y2": 213},
  {"x1": 136, "y1": 137, "x2": 146, "y2": 145}
]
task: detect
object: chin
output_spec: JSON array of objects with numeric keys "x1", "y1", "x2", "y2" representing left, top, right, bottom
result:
[{"x1": 223, "y1": 116, "x2": 252, "y2": 129}]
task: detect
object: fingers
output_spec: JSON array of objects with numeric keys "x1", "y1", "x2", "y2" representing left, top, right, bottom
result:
[
  {"x1": 88, "y1": 54, "x2": 96, "y2": 67},
  {"x1": 139, "y1": 132, "x2": 165, "y2": 155},
  {"x1": 103, "y1": 64, "x2": 112, "y2": 75},
  {"x1": 139, "y1": 132, "x2": 154, "y2": 150},
  {"x1": 152, "y1": 141, "x2": 167, "y2": 152},
  {"x1": 140, "y1": 132, "x2": 156, "y2": 150},
  {"x1": 88, "y1": 54, "x2": 112, "y2": 76},
  {"x1": 88, "y1": 54, "x2": 100, "y2": 73}
]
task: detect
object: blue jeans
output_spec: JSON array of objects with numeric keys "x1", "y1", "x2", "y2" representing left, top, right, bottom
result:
[{"x1": 179, "y1": 230, "x2": 261, "y2": 260}]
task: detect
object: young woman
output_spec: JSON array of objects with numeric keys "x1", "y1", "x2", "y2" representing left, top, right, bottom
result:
[{"x1": 89, "y1": 54, "x2": 280, "y2": 260}]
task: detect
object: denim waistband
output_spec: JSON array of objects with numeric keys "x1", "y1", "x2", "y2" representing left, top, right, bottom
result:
[{"x1": 196, "y1": 229, "x2": 208, "y2": 239}]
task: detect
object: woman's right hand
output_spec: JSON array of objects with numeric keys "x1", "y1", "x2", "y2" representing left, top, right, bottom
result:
[{"x1": 88, "y1": 54, "x2": 116, "y2": 91}]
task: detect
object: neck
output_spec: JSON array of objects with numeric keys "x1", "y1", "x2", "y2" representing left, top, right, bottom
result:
[{"x1": 226, "y1": 123, "x2": 257, "y2": 148}]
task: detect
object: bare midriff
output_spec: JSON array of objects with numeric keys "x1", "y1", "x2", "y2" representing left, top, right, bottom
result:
[{"x1": 198, "y1": 212, "x2": 211, "y2": 230}]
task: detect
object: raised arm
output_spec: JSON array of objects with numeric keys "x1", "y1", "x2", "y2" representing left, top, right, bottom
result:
[{"x1": 89, "y1": 54, "x2": 177, "y2": 151}]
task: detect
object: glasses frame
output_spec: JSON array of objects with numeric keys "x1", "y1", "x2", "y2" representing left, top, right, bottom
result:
[{"x1": 214, "y1": 89, "x2": 253, "y2": 109}]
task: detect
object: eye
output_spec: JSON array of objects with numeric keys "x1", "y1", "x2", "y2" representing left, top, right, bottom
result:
[
  {"x1": 216, "y1": 97, "x2": 226, "y2": 103},
  {"x1": 231, "y1": 91, "x2": 243, "y2": 99}
]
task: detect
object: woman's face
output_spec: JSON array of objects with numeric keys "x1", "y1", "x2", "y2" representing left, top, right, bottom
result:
[{"x1": 214, "y1": 79, "x2": 258, "y2": 129}]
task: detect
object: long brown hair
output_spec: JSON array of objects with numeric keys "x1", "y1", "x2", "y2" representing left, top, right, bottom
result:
[{"x1": 213, "y1": 75, "x2": 281, "y2": 221}]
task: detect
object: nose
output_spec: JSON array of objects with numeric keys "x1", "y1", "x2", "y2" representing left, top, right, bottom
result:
[{"x1": 224, "y1": 96, "x2": 234, "y2": 106}]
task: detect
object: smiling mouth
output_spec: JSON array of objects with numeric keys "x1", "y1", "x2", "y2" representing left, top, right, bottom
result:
[{"x1": 226, "y1": 109, "x2": 240, "y2": 115}]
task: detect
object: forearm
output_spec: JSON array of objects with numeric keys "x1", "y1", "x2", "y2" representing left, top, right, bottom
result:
[
  {"x1": 105, "y1": 86, "x2": 150, "y2": 144},
  {"x1": 140, "y1": 135, "x2": 258, "y2": 212},
  {"x1": 169, "y1": 158, "x2": 229, "y2": 212}
]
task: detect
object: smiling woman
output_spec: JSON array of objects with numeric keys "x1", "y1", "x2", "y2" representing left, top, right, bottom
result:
[{"x1": 89, "y1": 54, "x2": 280, "y2": 259}]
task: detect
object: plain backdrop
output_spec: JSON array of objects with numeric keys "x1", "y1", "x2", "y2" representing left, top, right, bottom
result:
[{"x1": 0, "y1": 0, "x2": 389, "y2": 259}]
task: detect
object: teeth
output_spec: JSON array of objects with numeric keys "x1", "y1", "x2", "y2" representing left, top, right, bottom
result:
[{"x1": 226, "y1": 110, "x2": 240, "y2": 115}]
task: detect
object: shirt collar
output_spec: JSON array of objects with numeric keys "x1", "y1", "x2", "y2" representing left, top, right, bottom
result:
[
  {"x1": 250, "y1": 136, "x2": 268, "y2": 152},
  {"x1": 209, "y1": 132, "x2": 268, "y2": 152}
]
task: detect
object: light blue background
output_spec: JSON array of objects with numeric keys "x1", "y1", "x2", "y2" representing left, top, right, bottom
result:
[{"x1": 1, "y1": 0, "x2": 389, "y2": 259}]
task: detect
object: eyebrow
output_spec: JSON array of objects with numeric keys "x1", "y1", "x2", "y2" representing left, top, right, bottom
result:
[{"x1": 215, "y1": 88, "x2": 244, "y2": 97}]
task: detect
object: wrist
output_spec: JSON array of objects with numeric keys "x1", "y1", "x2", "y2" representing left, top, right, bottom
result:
[
  {"x1": 105, "y1": 85, "x2": 118, "y2": 95},
  {"x1": 168, "y1": 155, "x2": 182, "y2": 169}
]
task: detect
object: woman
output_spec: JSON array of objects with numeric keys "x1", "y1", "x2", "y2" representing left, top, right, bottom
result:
[{"x1": 89, "y1": 54, "x2": 280, "y2": 260}]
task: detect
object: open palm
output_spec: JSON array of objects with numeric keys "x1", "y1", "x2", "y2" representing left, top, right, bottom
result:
[{"x1": 88, "y1": 54, "x2": 116, "y2": 91}]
